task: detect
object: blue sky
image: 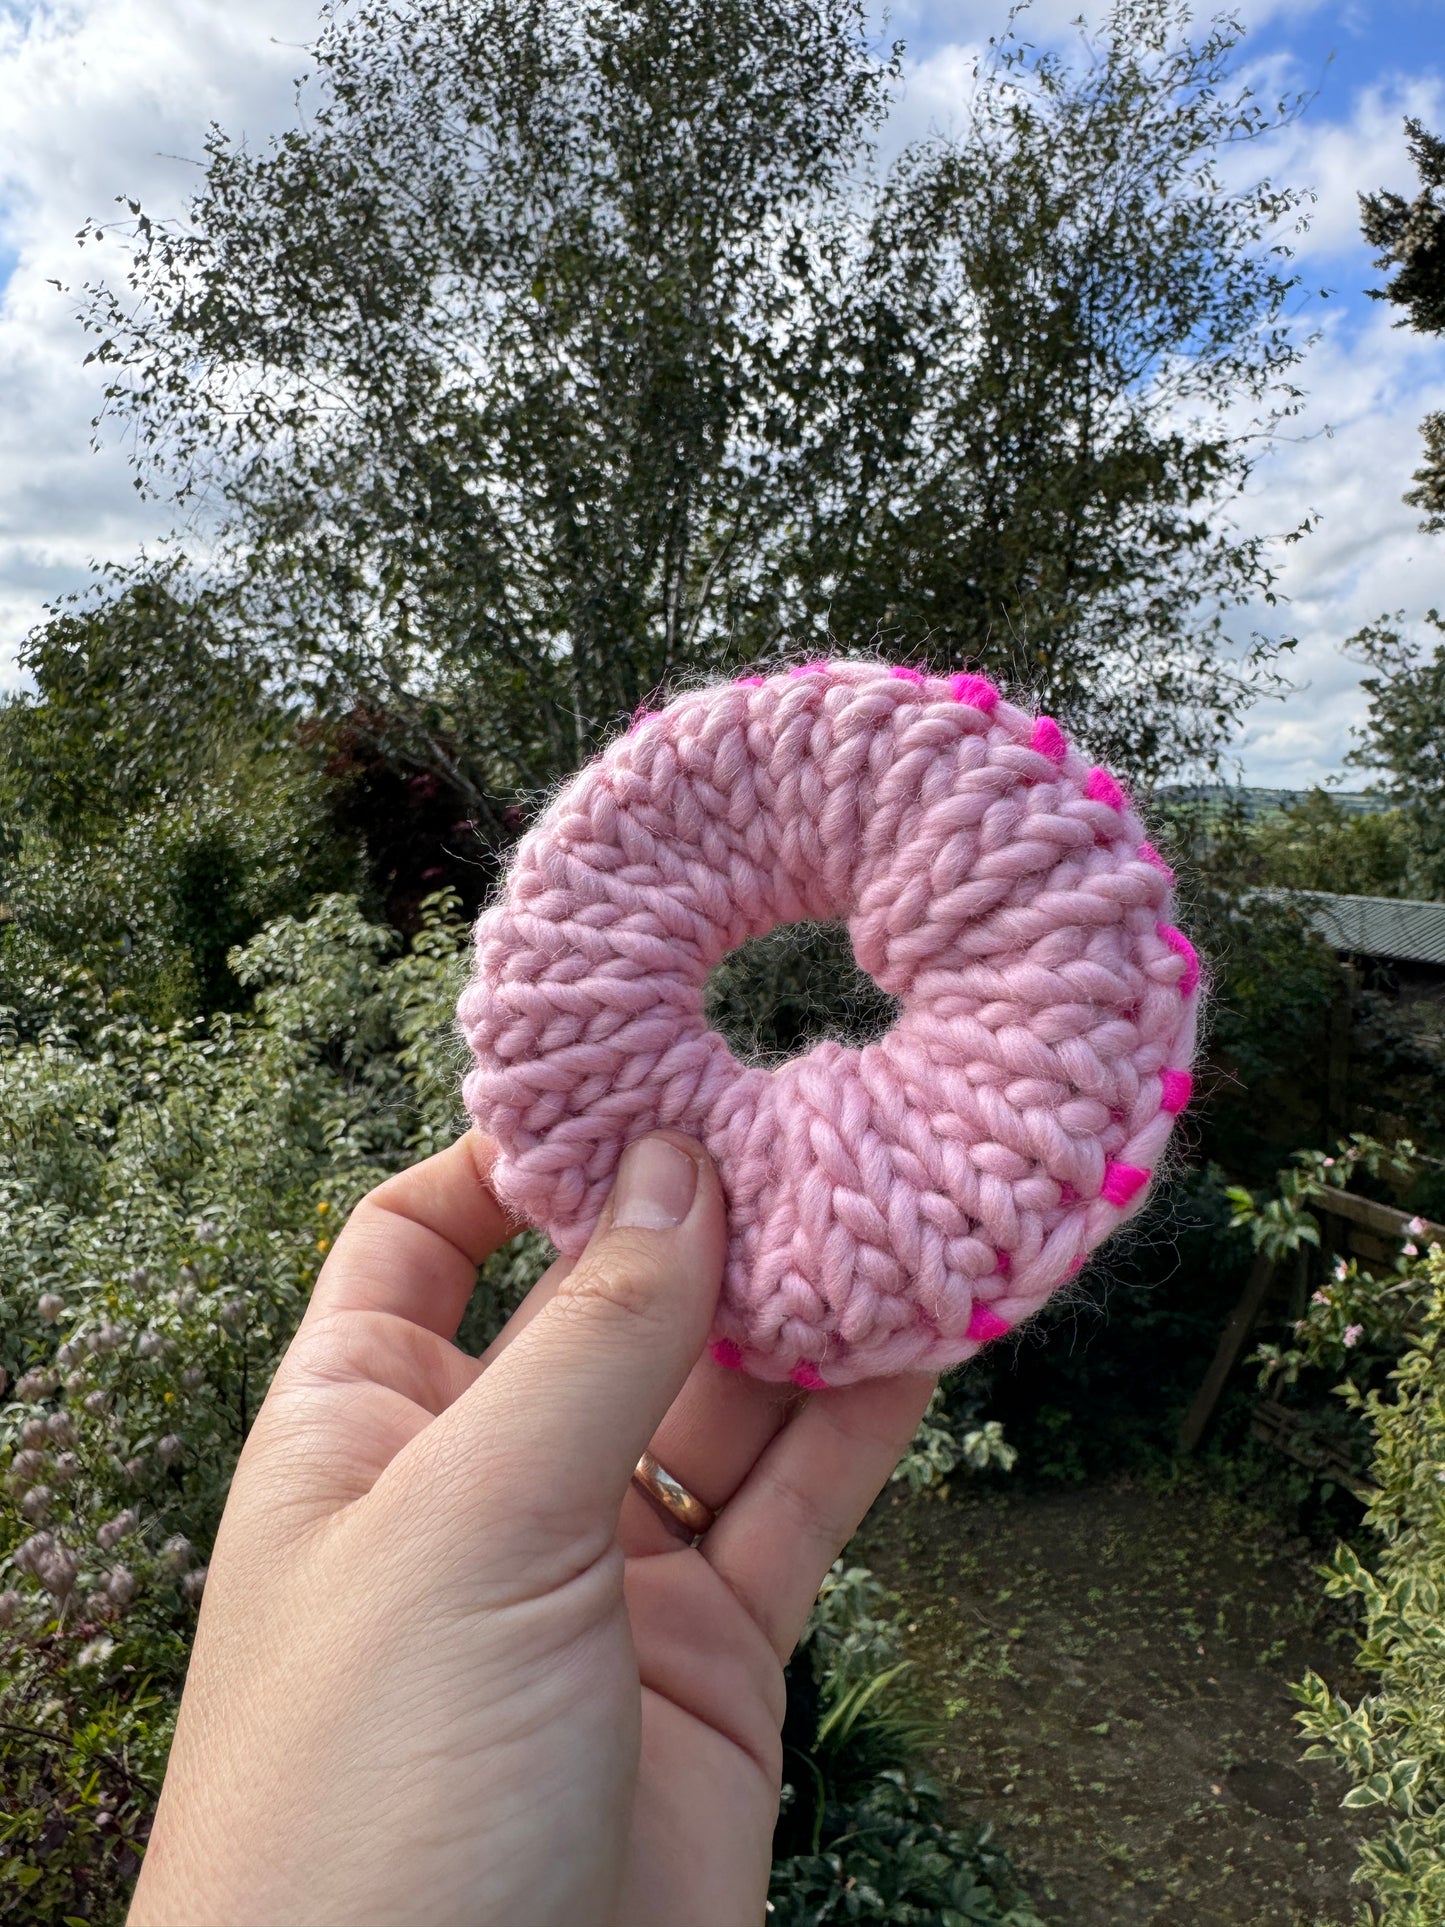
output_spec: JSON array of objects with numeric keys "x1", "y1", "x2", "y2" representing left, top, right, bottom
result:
[{"x1": 0, "y1": 0, "x2": 1441, "y2": 788}]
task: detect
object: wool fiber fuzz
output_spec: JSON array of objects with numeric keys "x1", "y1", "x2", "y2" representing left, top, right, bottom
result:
[{"x1": 459, "y1": 659, "x2": 1201, "y2": 1387}]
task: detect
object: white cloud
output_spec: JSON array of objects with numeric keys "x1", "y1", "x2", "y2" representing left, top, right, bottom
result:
[
  {"x1": 0, "y1": 0, "x2": 308, "y2": 681},
  {"x1": 1229, "y1": 302, "x2": 1445, "y2": 787},
  {"x1": 891, "y1": 18, "x2": 1445, "y2": 787},
  {"x1": 0, "y1": 0, "x2": 1441, "y2": 801}
]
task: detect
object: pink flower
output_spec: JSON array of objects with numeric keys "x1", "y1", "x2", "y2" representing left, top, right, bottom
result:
[
  {"x1": 1407, "y1": 1216, "x2": 1426, "y2": 1236},
  {"x1": 1404, "y1": 1243, "x2": 1419, "y2": 1258},
  {"x1": 1311, "y1": 1290, "x2": 1330, "y2": 1306},
  {"x1": 1343, "y1": 1324, "x2": 1364, "y2": 1348},
  {"x1": 1323, "y1": 1158, "x2": 1335, "y2": 1168}
]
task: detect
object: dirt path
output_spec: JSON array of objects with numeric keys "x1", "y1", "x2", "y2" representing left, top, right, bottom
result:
[{"x1": 853, "y1": 1474, "x2": 1372, "y2": 1927}]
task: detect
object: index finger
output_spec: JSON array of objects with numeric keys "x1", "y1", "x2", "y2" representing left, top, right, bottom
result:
[{"x1": 301, "y1": 1130, "x2": 519, "y2": 1340}]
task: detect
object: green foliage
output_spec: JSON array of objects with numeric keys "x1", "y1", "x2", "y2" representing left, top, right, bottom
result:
[
  {"x1": 0, "y1": 564, "x2": 258, "y2": 835},
  {"x1": 1187, "y1": 875, "x2": 1345, "y2": 1174},
  {"x1": 0, "y1": 568, "x2": 356, "y2": 1027},
  {"x1": 769, "y1": 1769, "x2": 1046, "y2": 1927},
  {"x1": 890, "y1": 1392, "x2": 1018, "y2": 1497},
  {"x1": 79, "y1": 0, "x2": 1312, "y2": 792},
  {"x1": 0, "y1": 892, "x2": 503, "y2": 1924},
  {"x1": 1360, "y1": 117, "x2": 1445, "y2": 532},
  {"x1": 1269, "y1": 1236, "x2": 1445, "y2": 1922},
  {"x1": 1226, "y1": 1166, "x2": 1323, "y2": 1263},
  {"x1": 1219, "y1": 789, "x2": 1418, "y2": 900},
  {"x1": 772, "y1": 1559, "x2": 1045, "y2": 1925},
  {"x1": 1343, "y1": 616, "x2": 1445, "y2": 901}
]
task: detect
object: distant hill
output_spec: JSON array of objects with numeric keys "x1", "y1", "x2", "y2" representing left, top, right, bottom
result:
[{"x1": 1156, "y1": 785, "x2": 1393, "y2": 821}]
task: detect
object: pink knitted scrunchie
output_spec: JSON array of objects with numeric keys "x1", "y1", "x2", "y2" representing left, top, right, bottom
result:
[{"x1": 458, "y1": 658, "x2": 1201, "y2": 1388}]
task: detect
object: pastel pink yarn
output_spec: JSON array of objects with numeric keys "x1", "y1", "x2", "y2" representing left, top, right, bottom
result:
[{"x1": 458, "y1": 658, "x2": 1202, "y2": 1388}]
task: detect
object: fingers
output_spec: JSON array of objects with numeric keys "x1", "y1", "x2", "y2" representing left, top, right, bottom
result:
[
  {"x1": 472, "y1": 1239, "x2": 794, "y2": 1560},
  {"x1": 620, "y1": 1360, "x2": 795, "y2": 1555},
  {"x1": 702, "y1": 1372, "x2": 936, "y2": 1662},
  {"x1": 302, "y1": 1131, "x2": 516, "y2": 1340},
  {"x1": 393, "y1": 1132, "x2": 728, "y2": 1573}
]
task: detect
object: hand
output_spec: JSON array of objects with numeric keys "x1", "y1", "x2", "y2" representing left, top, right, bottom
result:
[{"x1": 128, "y1": 1130, "x2": 935, "y2": 1927}]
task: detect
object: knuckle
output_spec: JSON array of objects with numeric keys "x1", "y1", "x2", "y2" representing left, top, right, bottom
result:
[{"x1": 553, "y1": 1237, "x2": 668, "y2": 1335}]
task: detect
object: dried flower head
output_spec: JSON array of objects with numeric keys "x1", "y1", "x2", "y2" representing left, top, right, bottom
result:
[
  {"x1": 10, "y1": 1448, "x2": 48, "y2": 1491},
  {"x1": 106, "y1": 1567, "x2": 138, "y2": 1609},
  {"x1": 13, "y1": 1531, "x2": 54, "y2": 1575},
  {"x1": 37, "y1": 1545, "x2": 77, "y2": 1596},
  {"x1": 157, "y1": 1433, "x2": 184, "y2": 1466},
  {"x1": 20, "y1": 1417, "x2": 49, "y2": 1449},
  {"x1": 37, "y1": 1293, "x2": 64, "y2": 1324},
  {"x1": 96, "y1": 1509, "x2": 138, "y2": 1552},
  {"x1": 52, "y1": 1452, "x2": 80, "y2": 1486},
  {"x1": 20, "y1": 1485, "x2": 54, "y2": 1523},
  {"x1": 181, "y1": 1565, "x2": 208, "y2": 1605},
  {"x1": 45, "y1": 1411, "x2": 75, "y2": 1449},
  {"x1": 159, "y1": 1534, "x2": 193, "y2": 1575}
]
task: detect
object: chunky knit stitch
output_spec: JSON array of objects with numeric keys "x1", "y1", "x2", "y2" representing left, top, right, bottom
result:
[{"x1": 458, "y1": 658, "x2": 1202, "y2": 1388}]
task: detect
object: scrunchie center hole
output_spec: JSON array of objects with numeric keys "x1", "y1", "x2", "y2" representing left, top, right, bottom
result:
[{"x1": 703, "y1": 921, "x2": 900, "y2": 1066}]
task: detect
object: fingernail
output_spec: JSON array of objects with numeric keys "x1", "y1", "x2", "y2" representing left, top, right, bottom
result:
[{"x1": 613, "y1": 1135, "x2": 699, "y2": 1230}]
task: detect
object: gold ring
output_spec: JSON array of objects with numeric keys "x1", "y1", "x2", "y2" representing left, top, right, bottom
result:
[{"x1": 630, "y1": 1450, "x2": 717, "y2": 1540}]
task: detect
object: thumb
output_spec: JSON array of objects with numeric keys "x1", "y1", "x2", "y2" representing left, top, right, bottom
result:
[{"x1": 417, "y1": 1132, "x2": 727, "y2": 1558}]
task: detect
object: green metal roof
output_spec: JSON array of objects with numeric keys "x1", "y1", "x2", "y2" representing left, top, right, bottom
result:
[{"x1": 1291, "y1": 892, "x2": 1445, "y2": 967}]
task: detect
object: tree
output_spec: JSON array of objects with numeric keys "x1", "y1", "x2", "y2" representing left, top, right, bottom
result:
[
  {"x1": 0, "y1": 563, "x2": 262, "y2": 837},
  {"x1": 1361, "y1": 118, "x2": 1445, "y2": 531},
  {"x1": 1345, "y1": 614, "x2": 1445, "y2": 900},
  {"x1": 0, "y1": 565, "x2": 356, "y2": 1025},
  {"x1": 77, "y1": 0, "x2": 1315, "y2": 807}
]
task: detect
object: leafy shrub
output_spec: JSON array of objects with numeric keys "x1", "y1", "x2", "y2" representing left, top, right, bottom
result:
[
  {"x1": 1289, "y1": 1243, "x2": 1445, "y2": 1924},
  {"x1": 1246, "y1": 1146, "x2": 1445, "y2": 1921},
  {"x1": 770, "y1": 1556, "x2": 1043, "y2": 1926},
  {"x1": 769, "y1": 1767, "x2": 1046, "y2": 1927},
  {"x1": 0, "y1": 891, "x2": 491, "y2": 1922}
]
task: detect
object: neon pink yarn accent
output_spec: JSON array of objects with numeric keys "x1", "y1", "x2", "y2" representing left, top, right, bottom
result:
[
  {"x1": 791, "y1": 1362, "x2": 830, "y2": 1391},
  {"x1": 965, "y1": 1304, "x2": 1011, "y2": 1344},
  {"x1": 1159, "y1": 1069, "x2": 1193, "y2": 1115},
  {"x1": 1157, "y1": 922, "x2": 1201, "y2": 996},
  {"x1": 736, "y1": 674, "x2": 765, "y2": 687},
  {"x1": 891, "y1": 665, "x2": 926, "y2": 684},
  {"x1": 949, "y1": 672, "x2": 1000, "y2": 712},
  {"x1": 459, "y1": 659, "x2": 1201, "y2": 1387},
  {"x1": 1030, "y1": 716, "x2": 1068, "y2": 762},
  {"x1": 1101, "y1": 1162, "x2": 1149, "y2": 1207},
  {"x1": 1085, "y1": 767, "x2": 1127, "y2": 811},
  {"x1": 1138, "y1": 841, "x2": 1174, "y2": 881},
  {"x1": 711, "y1": 1338, "x2": 745, "y2": 1370}
]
